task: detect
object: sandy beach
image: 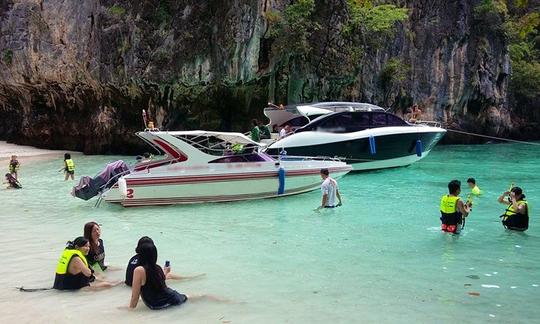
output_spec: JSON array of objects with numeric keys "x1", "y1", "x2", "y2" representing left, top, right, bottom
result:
[{"x1": 0, "y1": 141, "x2": 77, "y2": 162}]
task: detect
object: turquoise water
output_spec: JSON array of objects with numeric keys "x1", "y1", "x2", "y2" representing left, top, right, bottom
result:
[{"x1": 0, "y1": 144, "x2": 539, "y2": 323}]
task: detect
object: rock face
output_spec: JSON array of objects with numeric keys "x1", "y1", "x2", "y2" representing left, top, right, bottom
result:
[{"x1": 0, "y1": 0, "x2": 536, "y2": 153}]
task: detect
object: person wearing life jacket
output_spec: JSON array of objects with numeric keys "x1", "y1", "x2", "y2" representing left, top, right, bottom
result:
[
  {"x1": 498, "y1": 186, "x2": 529, "y2": 231},
  {"x1": 8, "y1": 155, "x2": 19, "y2": 179},
  {"x1": 53, "y1": 237, "x2": 95, "y2": 290},
  {"x1": 59, "y1": 153, "x2": 75, "y2": 181},
  {"x1": 53, "y1": 236, "x2": 120, "y2": 290},
  {"x1": 467, "y1": 178, "x2": 482, "y2": 196},
  {"x1": 4, "y1": 173, "x2": 22, "y2": 189},
  {"x1": 440, "y1": 180, "x2": 471, "y2": 234}
]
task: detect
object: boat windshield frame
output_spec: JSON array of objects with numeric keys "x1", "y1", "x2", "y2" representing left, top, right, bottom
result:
[{"x1": 171, "y1": 132, "x2": 262, "y2": 157}]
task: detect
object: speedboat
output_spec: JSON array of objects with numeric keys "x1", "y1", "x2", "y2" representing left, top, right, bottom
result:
[
  {"x1": 264, "y1": 102, "x2": 446, "y2": 171},
  {"x1": 90, "y1": 130, "x2": 351, "y2": 207}
]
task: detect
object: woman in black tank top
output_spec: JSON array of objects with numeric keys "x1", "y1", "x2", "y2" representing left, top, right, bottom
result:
[{"x1": 128, "y1": 243, "x2": 187, "y2": 310}]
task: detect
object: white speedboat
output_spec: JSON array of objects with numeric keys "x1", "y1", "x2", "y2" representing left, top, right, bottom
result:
[
  {"x1": 99, "y1": 130, "x2": 352, "y2": 207},
  {"x1": 264, "y1": 102, "x2": 446, "y2": 171}
]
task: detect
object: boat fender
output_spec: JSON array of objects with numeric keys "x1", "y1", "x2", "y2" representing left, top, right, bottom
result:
[
  {"x1": 415, "y1": 140, "x2": 423, "y2": 157},
  {"x1": 278, "y1": 167, "x2": 286, "y2": 195},
  {"x1": 118, "y1": 176, "x2": 128, "y2": 196},
  {"x1": 369, "y1": 135, "x2": 376, "y2": 155}
]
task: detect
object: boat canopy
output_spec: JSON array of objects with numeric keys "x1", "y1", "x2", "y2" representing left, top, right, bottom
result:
[
  {"x1": 307, "y1": 102, "x2": 386, "y2": 112},
  {"x1": 263, "y1": 106, "x2": 331, "y2": 128},
  {"x1": 263, "y1": 102, "x2": 386, "y2": 129}
]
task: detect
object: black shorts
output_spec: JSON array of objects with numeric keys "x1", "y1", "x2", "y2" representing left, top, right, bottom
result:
[
  {"x1": 66, "y1": 170, "x2": 74, "y2": 175},
  {"x1": 145, "y1": 288, "x2": 188, "y2": 310}
]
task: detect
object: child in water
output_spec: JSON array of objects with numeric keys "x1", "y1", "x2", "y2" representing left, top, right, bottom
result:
[
  {"x1": 4, "y1": 173, "x2": 22, "y2": 189},
  {"x1": 8, "y1": 155, "x2": 19, "y2": 179},
  {"x1": 467, "y1": 178, "x2": 481, "y2": 196},
  {"x1": 59, "y1": 153, "x2": 75, "y2": 180}
]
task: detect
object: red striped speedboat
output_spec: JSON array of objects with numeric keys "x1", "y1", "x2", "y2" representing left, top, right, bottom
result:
[{"x1": 101, "y1": 130, "x2": 352, "y2": 207}]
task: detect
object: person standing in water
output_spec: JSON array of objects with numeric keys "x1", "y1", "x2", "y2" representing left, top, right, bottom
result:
[
  {"x1": 498, "y1": 186, "x2": 529, "y2": 231},
  {"x1": 467, "y1": 178, "x2": 481, "y2": 196},
  {"x1": 440, "y1": 180, "x2": 472, "y2": 234},
  {"x1": 318, "y1": 168, "x2": 342, "y2": 209},
  {"x1": 8, "y1": 155, "x2": 19, "y2": 179},
  {"x1": 59, "y1": 153, "x2": 75, "y2": 180}
]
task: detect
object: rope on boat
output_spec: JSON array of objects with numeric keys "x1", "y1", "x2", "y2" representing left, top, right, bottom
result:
[{"x1": 446, "y1": 128, "x2": 540, "y2": 146}]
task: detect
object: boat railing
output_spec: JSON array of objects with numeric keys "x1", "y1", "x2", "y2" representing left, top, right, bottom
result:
[
  {"x1": 94, "y1": 169, "x2": 132, "y2": 208},
  {"x1": 270, "y1": 154, "x2": 344, "y2": 163}
]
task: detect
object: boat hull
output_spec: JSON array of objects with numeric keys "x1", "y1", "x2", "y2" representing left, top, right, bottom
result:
[
  {"x1": 102, "y1": 163, "x2": 351, "y2": 207},
  {"x1": 266, "y1": 127, "x2": 445, "y2": 171}
]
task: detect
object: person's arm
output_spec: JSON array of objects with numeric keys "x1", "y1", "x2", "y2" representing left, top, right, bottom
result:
[
  {"x1": 166, "y1": 272, "x2": 206, "y2": 281},
  {"x1": 498, "y1": 191, "x2": 510, "y2": 204},
  {"x1": 129, "y1": 267, "x2": 144, "y2": 309},
  {"x1": 509, "y1": 192, "x2": 526, "y2": 214},
  {"x1": 321, "y1": 193, "x2": 328, "y2": 209},
  {"x1": 336, "y1": 189, "x2": 342, "y2": 206},
  {"x1": 70, "y1": 256, "x2": 93, "y2": 277},
  {"x1": 457, "y1": 200, "x2": 470, "y2": 217}
]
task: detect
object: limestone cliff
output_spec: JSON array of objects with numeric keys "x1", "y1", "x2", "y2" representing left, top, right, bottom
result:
[{"x1": 0, "y1": 0, "x2": 536, "y2": 153}]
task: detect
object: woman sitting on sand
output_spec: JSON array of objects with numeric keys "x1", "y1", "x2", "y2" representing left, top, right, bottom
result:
[
  {"x1": 84, "y1": 222, "x2": 108, "y2": 272},
  {"x1": 127, "y1": 242, "x2": 222, "y2": 310},
  {"x1": 128, "y1": 242, "x2": 189, "y2": 309},
  {"x1": 53, "y1": 237, "x2": 119, "y2": 290},
  {"x1": 125, "y1": 236, "x2": 205, "y2": 286}
]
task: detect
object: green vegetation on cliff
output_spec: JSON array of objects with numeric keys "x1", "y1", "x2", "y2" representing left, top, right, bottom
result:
[{"x1": 505, "y1": 0, "x2": 540, "y2": 111}]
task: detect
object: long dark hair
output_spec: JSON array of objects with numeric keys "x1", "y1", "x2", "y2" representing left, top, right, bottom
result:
[
  {"x1": 83, "y1": 221, "x2": 99, "y2": 254},
  {"x1": 138, "y1": 243, "x2": 166, "y2": 290},
  {"x1": 136, "y1": 236, "x2": 154, "y2": 254}
]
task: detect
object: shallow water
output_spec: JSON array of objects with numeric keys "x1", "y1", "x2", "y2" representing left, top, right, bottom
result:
[{"x1": 0, "y1": 144, "x2": 539, "y2": 323}]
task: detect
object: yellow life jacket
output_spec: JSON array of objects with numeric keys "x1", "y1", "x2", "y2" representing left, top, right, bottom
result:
[
  {"x1": 471, "y1": 185, "x2": 481, "y2": 196},
  {"x1": 440, "y1": 195, "x2": 459, "y2": 214},
  {"x1": 65, "y1": 159, "x2": 75, "y2": 172},
  {"x1": 9, "y1": 160, "x2": 19, "y2": 173},
  {"x1": 55, "y1": 249, "x2": 88, "y2": 275},
  {"x1": 502, "y1": 200, "x2": 528, "y2": 221}
]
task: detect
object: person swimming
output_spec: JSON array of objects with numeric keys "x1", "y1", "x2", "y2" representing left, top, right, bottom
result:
[{"x1": 467, "y1": 178, "x2": 481, "y2": 196}]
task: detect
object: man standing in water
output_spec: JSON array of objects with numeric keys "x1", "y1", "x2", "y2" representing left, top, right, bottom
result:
[
  {"x1": 440, "y1": 180, "x2": 471, "y2": 234},
  {"x1": 318, "y1": 168, "x2": 342, "y2": 209}
]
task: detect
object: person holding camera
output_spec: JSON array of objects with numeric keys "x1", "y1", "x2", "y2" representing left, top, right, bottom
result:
[
  {"x1": 440, "y1": 180, "x2": 472, "y2": 234},
  {"x1": 498, "y1": 186, "x2": 529, "y2": 231}
]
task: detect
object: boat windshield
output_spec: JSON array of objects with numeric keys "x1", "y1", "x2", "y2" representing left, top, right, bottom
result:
[
  {"x1": 172, "y1": 133, "x2": 261, "y2": 157},
  {"x1": 209, "y1": 152, "x2": 275, "y2": 163},
  {"x1": 297, "y1": 111, "x2": 408, "y2": 133}
]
